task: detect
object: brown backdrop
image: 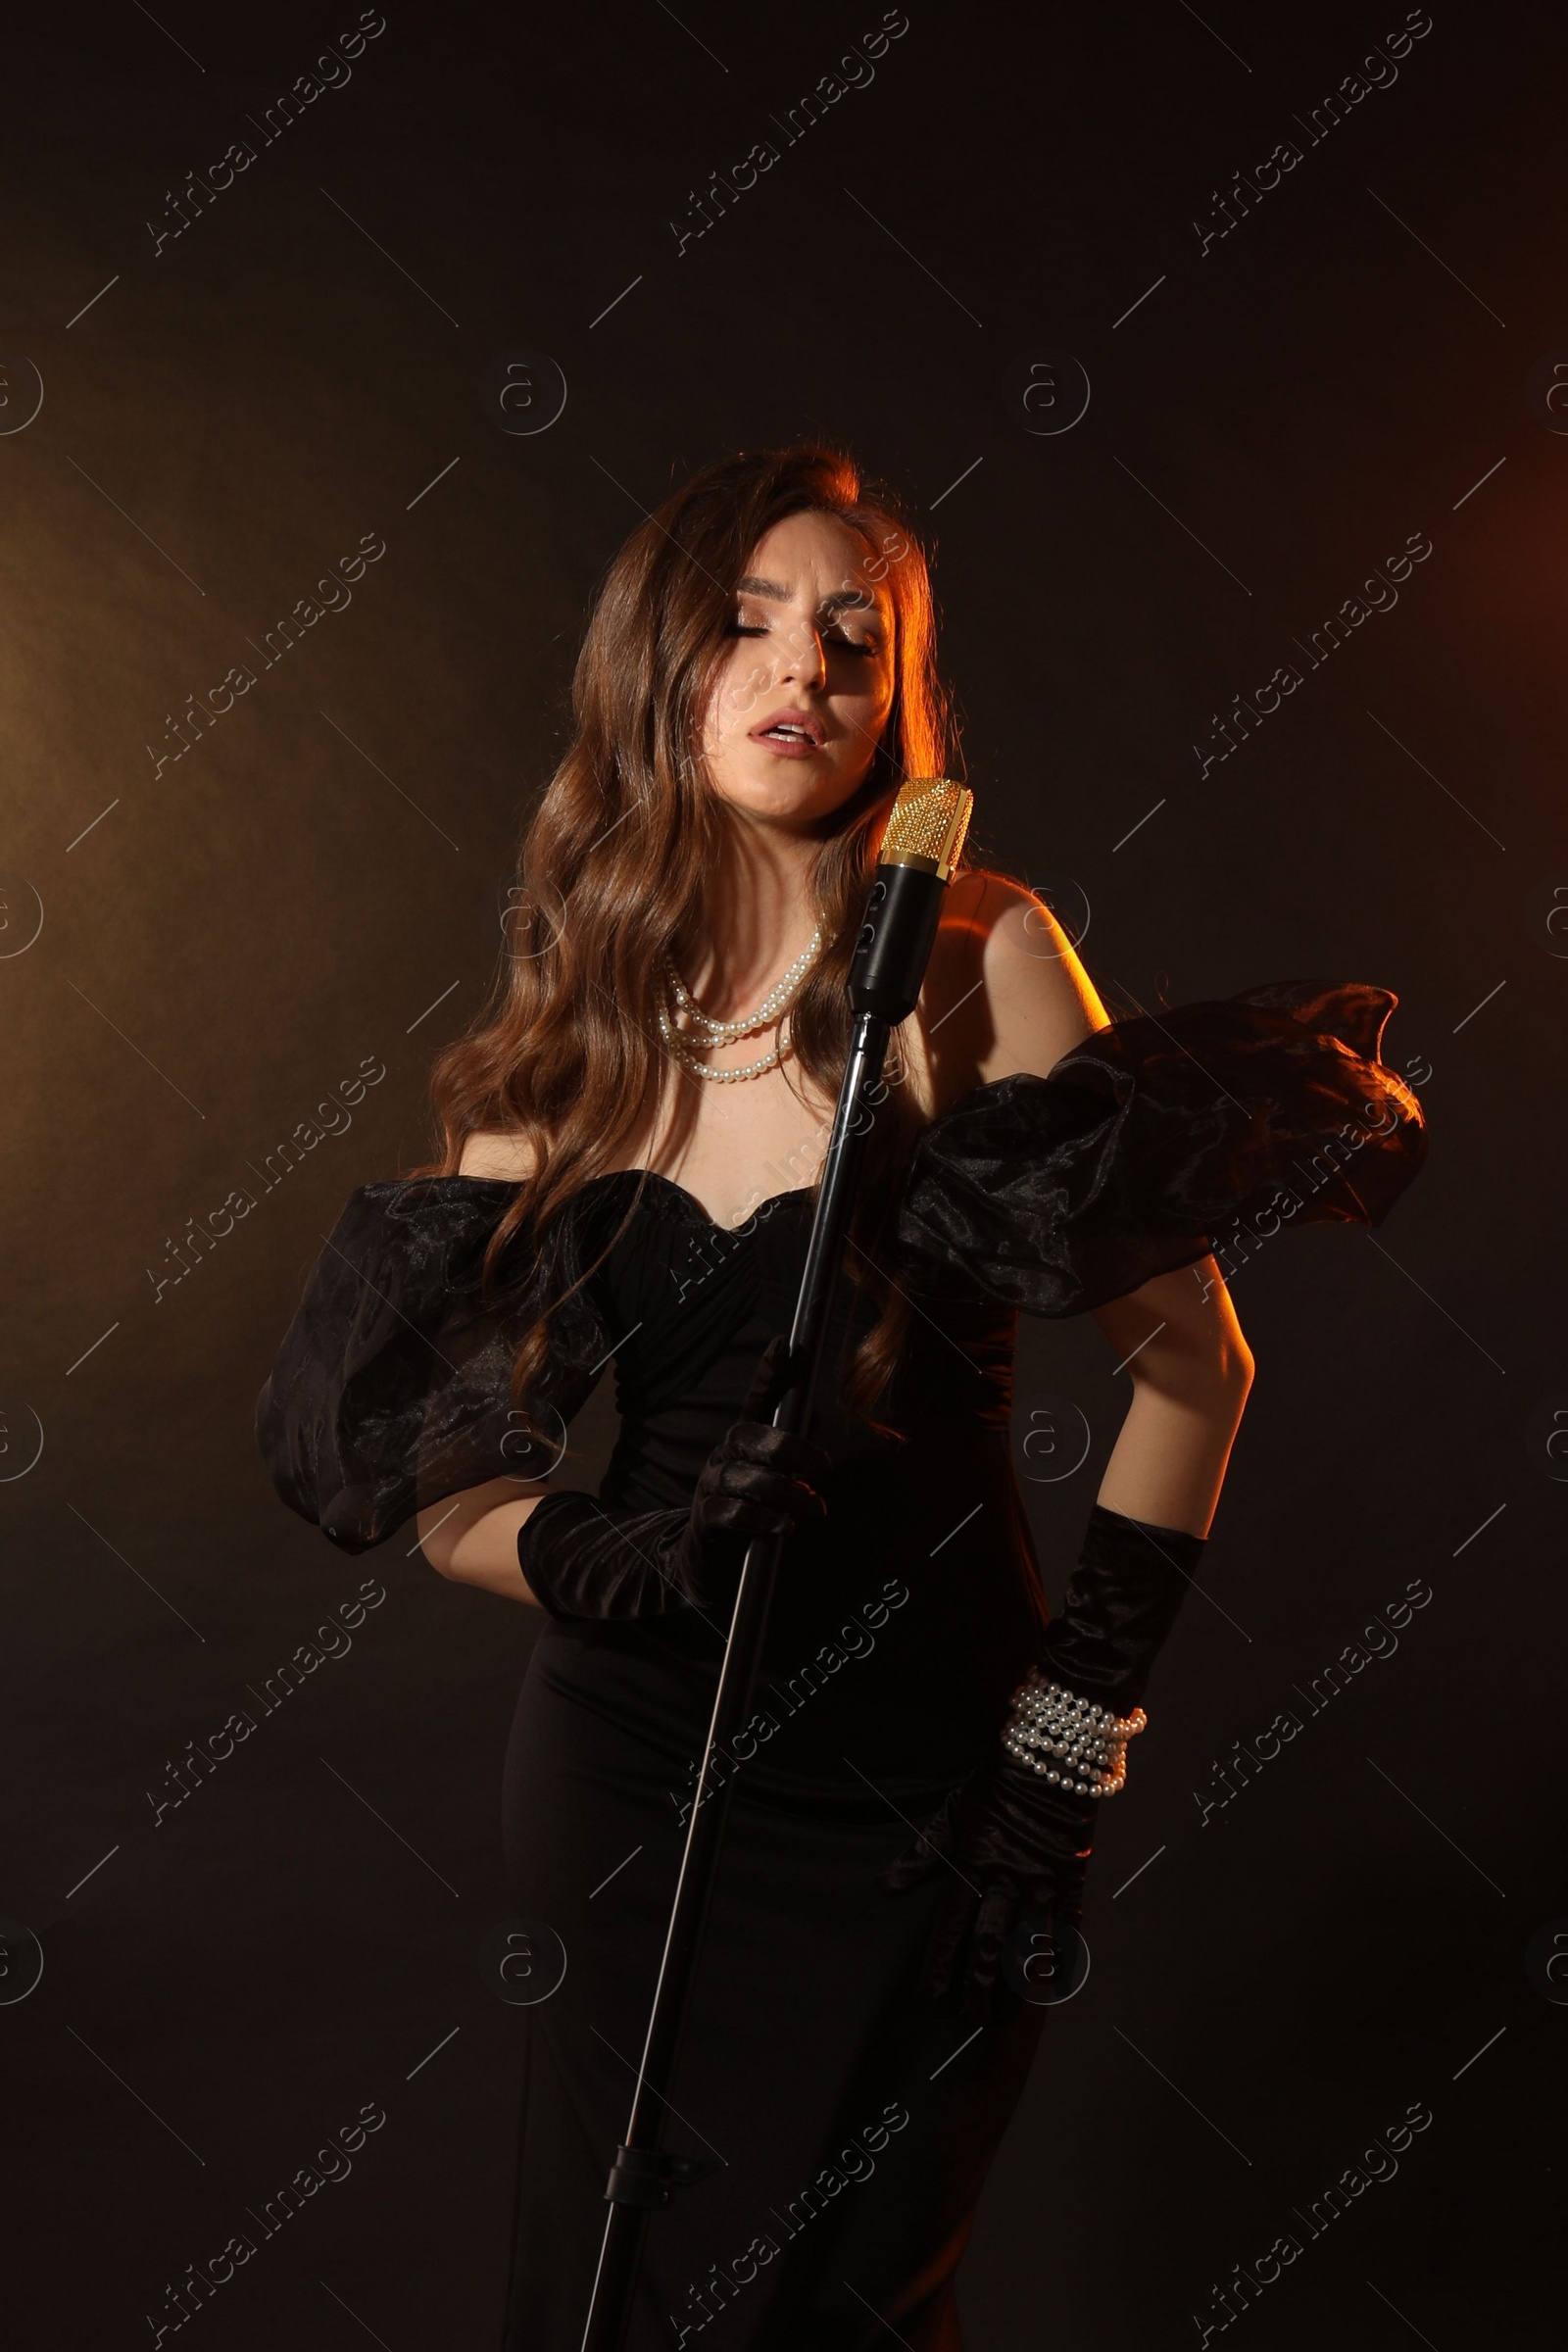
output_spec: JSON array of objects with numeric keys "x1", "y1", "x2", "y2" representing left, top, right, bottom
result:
[{"x1": 3, "y1": 1, "x2": 1561, "y2": 2342}]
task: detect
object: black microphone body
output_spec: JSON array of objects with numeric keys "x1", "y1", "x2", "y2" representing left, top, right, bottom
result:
[
  {"x1": 851, "y1": 861, "x2": 948, "y2": 1023},
  {"x1": 851, "y1": 778, "x2": 975, "y2": 1023}
]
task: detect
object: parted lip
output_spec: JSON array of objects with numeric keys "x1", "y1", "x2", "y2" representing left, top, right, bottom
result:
[{"x1": 749, "y1": 707, "x2": 825, "y2": 746}]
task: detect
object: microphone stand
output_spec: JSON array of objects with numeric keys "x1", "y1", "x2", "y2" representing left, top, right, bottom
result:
[{"x1": 577, "y1": 780, "x2": 972, "y2": 2352}]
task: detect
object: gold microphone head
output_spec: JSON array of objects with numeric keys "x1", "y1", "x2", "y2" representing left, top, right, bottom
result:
[{"x1": 878, "y1": 777, "x2": 973, "y2": 882}]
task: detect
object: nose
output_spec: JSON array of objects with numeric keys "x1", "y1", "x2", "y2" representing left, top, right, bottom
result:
[{"x1": 777, "y1": 612, "x2": 826, "y2": 691}]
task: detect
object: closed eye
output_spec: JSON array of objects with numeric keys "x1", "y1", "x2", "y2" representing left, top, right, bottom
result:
[{"x1": 726, "y1": 620, "x2": 880, "y2": 656}]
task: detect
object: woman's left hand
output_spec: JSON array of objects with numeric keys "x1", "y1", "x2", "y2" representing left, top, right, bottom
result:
[{"x1": 881, "y1": 1755, "x2": 1097, "y2": 2021}]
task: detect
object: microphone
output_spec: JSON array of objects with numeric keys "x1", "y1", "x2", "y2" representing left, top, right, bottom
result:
[
  {"x1": 850, "y1": 777, "x2": 975, "y2": 1024},
  {"x1": 577, "y1": 770, "x2": 975, "y2": 2352}
]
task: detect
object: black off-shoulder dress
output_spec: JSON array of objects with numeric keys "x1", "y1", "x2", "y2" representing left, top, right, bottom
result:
[{"x1": 257, "y1": 984, "x2": 1427, "y2": 2352}]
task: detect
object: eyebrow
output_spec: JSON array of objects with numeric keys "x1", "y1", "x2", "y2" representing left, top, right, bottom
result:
[{"x1": 735, "y1": 573, "x2": 881, "y2": 617}]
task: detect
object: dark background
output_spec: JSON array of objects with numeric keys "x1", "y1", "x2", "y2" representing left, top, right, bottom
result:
[{"x1": 3, "y1": 1, "x2": 1563, "y2": 2343}]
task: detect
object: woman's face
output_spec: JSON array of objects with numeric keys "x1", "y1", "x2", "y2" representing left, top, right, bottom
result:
[{"x1": 700, "y1": 510, "x2": 897, "y2": 829}]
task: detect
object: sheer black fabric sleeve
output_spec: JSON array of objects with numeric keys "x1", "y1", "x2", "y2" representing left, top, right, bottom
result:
[
  {"x1": 255, "y1": 1177, "x2": 611, "y2": 1553},
  {"x1": 896, "y1": 979, "x2": 1428, "y2": 1316}
]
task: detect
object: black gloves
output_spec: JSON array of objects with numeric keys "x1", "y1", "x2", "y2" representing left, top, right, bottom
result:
[
  {"x1": 1034, "y1": 1498, "x2": 1203, "y2": 1714},
  {"x1": 883, "y1": 1753, "x2": 1099, "y2": 2023},
  {"x1": 514, "y1": 1338, "x2": 829, "y2": 1622},
  {"x1": 883, "y1": 1501, "x2": 1206, "y2": 2019}
]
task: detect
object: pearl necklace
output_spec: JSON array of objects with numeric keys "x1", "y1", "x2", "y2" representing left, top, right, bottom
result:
[
  {"x1": 659, "y1": 923, "x2": 825, "y2": 1085},
  {"x1": 658, "y1": 1004, "x2": 795, "y2": 1082},
  {"x1": 664, "y1": 923, "x2": 824, "y2": 1041}
]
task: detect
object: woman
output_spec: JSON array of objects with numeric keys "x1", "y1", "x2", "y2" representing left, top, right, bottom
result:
[{"x1": 257, "y1": 444, "x2": 1426, "y2": 2349}]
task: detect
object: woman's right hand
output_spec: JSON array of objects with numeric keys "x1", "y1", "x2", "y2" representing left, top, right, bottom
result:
[
  {"x1": 677, "y1": 1335, "x2": 829, "y2": 1570},
  {"x1": 514, "y1": 1336, "x2": 830, "y2": 1621}
]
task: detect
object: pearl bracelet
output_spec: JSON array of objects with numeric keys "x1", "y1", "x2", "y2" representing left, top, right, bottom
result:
[{"x1": 1002, "y1": 1671, "x2": 1148, "y2": 1798}]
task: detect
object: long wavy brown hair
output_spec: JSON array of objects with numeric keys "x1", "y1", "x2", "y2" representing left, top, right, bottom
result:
[{"x1": 419, "y1": 443, "x2": 958, "y2": 1422}]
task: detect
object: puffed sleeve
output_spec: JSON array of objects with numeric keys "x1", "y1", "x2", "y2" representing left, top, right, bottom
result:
[
  {"x1": 897, "y1": 978, "x2": 1428, "y2": 1316},
  {"x1": 255, "y1": 1177, "x2": 611, "y2": 1552}
]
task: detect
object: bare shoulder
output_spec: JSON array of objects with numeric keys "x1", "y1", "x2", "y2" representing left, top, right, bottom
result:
[
  {"x1": 906, "y1": 867, "x2": 1109, "y2": 1112},
  {"x1": 456, "y1": 1129, "x2": 536, "y2": 1181},
  {"x1": 941, "y1": 866, "x2": 1083, "y2": 964}
]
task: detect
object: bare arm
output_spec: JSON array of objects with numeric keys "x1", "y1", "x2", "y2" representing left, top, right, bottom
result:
[
  {"x1": 911, "y1": 872, "x2": 1254, "y2": 1539},
  {"x1": 416, "y1": 1474, "x2": 550, "y2": 1602},
  {"x1": 1087, "y1": 1262, "x2": 1252, "y2": 1536}
]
